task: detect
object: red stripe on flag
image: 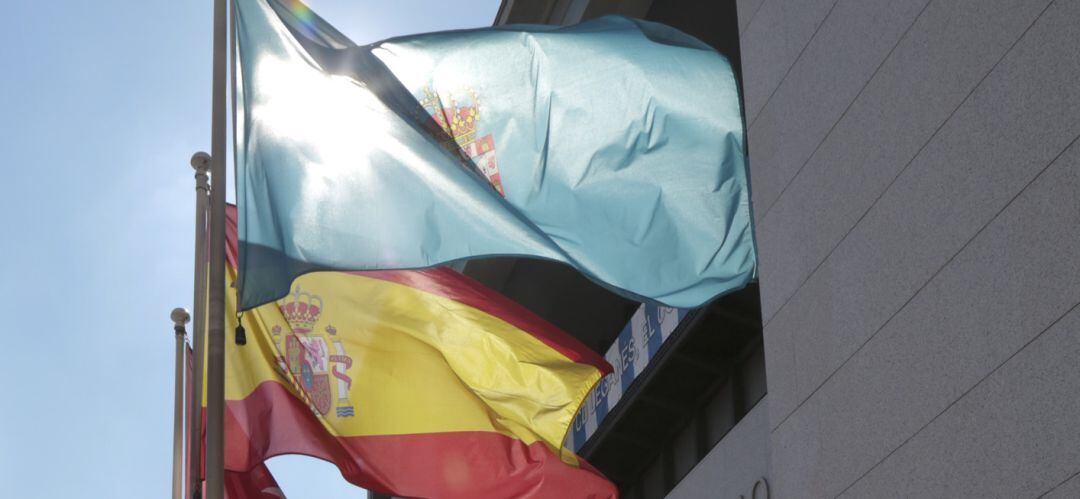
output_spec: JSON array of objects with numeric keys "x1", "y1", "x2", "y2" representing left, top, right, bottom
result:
[{"x1": 224, "y1": 381, "x2": 617, "y2": 499}]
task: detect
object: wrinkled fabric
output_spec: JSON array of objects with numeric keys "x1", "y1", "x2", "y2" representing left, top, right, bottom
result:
[
  {"x1": 215, "y1": 205, "x2": 617, "y2": 498},
  {"x1": 235, "y1": 0, "x2": 756, "y2": 310}
]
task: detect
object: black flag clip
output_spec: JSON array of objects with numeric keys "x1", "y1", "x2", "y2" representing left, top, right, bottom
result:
[{"x1": 234, "y1": 312, "x2": 247, "y2": 346}]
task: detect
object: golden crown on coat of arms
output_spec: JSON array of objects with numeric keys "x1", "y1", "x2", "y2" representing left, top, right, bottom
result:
[
  {"x1": 279, "y1": 286, "x2": 323, "y2": 333},
  {"x1": 420, "y1": 87, "x2": 480, "y2": 145}
]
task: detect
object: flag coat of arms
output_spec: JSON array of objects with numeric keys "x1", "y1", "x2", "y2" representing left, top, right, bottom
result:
[
  {"x1": 233, "y1": 0, "x2": 756, "y2": 311},
  {"x1": 212, "y1": 206, "x2": 617, "y2": 498}
]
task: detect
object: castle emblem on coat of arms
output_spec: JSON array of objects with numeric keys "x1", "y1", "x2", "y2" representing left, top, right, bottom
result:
[
  {"x1": 419, "y1": 87, "x2": 505, "y2": 196},
  {"x1": 275, "y1": 286, "x2": 355, "y2": 418}
]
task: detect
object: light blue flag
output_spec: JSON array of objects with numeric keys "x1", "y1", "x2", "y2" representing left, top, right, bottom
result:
[{"x1": 234, "y1": 0, "x2": 755, "y2": 310}]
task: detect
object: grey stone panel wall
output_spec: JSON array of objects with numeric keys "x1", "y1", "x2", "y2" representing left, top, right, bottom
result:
[
  {"x1": 769, "y1": 111, "x2": 1080, "y2": 497},
  {"x1": 755, "y1": 0, "x2": 1054, "y2": 323},
  {"x1": 734, "y1": 0, "x2": 765, "y2": 34},
  {"x1": 759, "y1": 0, "x2": 1059, "y2": 428},
  {"x1": 1045, "y1": 473, "x2": 1080, "y2": 499},
  {"x1": 742, "y1": 0, "x2": 1080, "y2": 496},
  {"x1": 746, "y1": 0, "x2": 930, "y2": 222},
  {"x1": 738, "y1": 0, "x2": 835, "y2": 124},
  {"x1": 775, "y1": 0, "x2": 1079, "y2": 430},
  {"x1": 839, "y1": 304, "x2": 1080, "y2": 497},
  {"x1": 759, "y1": 319, "x2": 798, "y2": 433}
]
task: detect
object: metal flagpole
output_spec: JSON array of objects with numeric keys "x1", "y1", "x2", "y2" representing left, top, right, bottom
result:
[
  {"x1": 170, "y1": 308, "x2": 191, "y2": 499},
  {"x1": 205, "y1": 0, "x2": 228, "y2": 495},
  {"x1": 188, "y1": 151, "x2": 210, "y2": 499}
]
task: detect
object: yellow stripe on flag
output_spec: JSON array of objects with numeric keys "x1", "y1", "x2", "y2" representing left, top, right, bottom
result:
[{"x1": 220, "y1": 263, "x2": 603, "y2": 458}]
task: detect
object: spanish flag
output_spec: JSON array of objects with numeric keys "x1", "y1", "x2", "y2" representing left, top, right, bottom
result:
[
  {"x1": 189, "y1": 348, "x2": 285, "y2": 499},
  {"x1": 218, "y1": 206, "x2": 616, "y2": 498},
  {"x1": 224, "y1": 464, "x2": 284, "y2": 499}
]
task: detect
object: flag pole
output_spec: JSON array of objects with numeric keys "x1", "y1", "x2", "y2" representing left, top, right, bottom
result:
[
  {"x1": 170, "y1": 308, "x2": 191, "y2": 499},
  {"x1": 205, "y1": 0, "x2": 228, "y2": 495},
  {"x1": 188, "y1": 151, "x2": 210, "y2": 499}
]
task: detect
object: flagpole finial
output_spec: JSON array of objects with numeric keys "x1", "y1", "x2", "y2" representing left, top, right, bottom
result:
[
  {"x1": 191, "y1": 151, "x2": 211, "y2": 173},
  {"x1": 171, "y1": 307, "x2": 191, "y2": 330}
]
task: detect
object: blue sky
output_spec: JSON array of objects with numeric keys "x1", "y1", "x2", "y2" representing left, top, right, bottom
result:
[{"x1": 0, "y1": 0, "x2": 498, "y2": 497}]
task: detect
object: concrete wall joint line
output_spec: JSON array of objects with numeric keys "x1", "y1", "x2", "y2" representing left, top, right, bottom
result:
[
  {"x1": 745, "y1": 0, "x2": 841, "y2": 128},
  {"x1": 835, "y1": 300, "x2": 1080, "y2": 498},
  {"x1": 754, "y1": 0, "x2": 935, "y2": 222},
  {"x1": 759, "y1": 0, "x2": 1059, "y2": 331},
  {"x1": 1038, "y1": 468, "x2": 1080, "y2": 498},
  {"x1": 768, "y1": 124, "x2": 1080, "y2": 433},
  {"x1": 739, "y1": 0, "x2": 770, "y2": 37}
]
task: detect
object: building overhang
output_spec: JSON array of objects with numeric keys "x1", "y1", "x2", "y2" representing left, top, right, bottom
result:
[{"x1": 494, "y1": 0, "x2": 655, "y2": 26}]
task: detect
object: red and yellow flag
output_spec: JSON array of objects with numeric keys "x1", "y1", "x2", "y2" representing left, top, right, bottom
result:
[
  {"x1": 190, "y1": 349, "x2": 285, "y2": 499},
  {"x1": 214, "y1": 206, "x2": 616, "y2": 498},
  {"x1": 224, "y1": 464, "x2": 284, "y2": 499}
]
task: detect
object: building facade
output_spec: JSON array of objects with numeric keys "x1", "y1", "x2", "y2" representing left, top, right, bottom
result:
[{"x1": 378, "y1": 0, "x2": 1080, "y2": 497}]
